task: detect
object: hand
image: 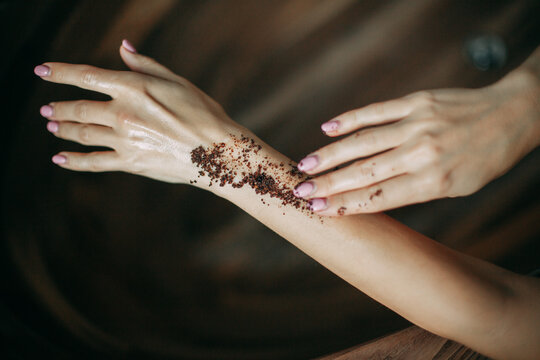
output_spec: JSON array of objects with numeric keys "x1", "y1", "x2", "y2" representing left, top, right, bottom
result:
[
  {"x1": 35, "y1": 40, "x2": 238, "y2": 184},
  {"x1": 293, "y1": 70, "x2": 540, "y2": 216}
]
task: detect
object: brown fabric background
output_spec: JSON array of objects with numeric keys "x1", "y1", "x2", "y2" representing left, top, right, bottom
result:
[{"x1": 2, "y1": 1, "x2": 539, "y2": 358}]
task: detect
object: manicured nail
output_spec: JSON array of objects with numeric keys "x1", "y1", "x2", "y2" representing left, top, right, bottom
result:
[
  {"x1": 309, "y1": 198, "x2": 328, "y2": 211},
  {"x1": 34, "y1": 65, "x2": 51, "y2": 77},
  {"x1": 47, "y1": 121, "x2": 59, "y2": 133},
  {"x1": 294, "y1": 181, "x2": 315, "y2": 197},
  {"x1": 52, "y1": 154, "x2": 66, "y2": 164},
  {"x1": 321, "y1": 120, "x2": 340, "y2": 133},
  {"x1": 40, "y1": 105, "x2": 53, "y2": 117},
  {"x1": 297, "y1": 155, "x2": 319, "y2": 172},
  {"x1": 122, "y1": 39, "x2": 137, "y2": 53}
]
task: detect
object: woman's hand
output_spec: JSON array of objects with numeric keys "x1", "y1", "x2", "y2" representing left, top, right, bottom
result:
[
  {"x1": 35, "y1": 40, "x2": 239, "y2": 184},
  {"x1": 293, "y1": 69, "x2": 540, "y2": 216}
]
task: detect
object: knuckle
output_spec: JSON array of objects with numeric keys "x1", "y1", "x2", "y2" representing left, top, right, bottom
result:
[
  {"x1": 427, "y1": 169, "x2": 452, "y2": 196},
  {"x1": 74, "y1": 101, "x2": 89, "y2": 120},
  {"x1": 412, "y1": 90, "x2": 435, "y2": 104},
  {"x1": 353, "y1": 161, "x2": 374, "y2": 178},
  {"x1": 413, "y1": 91, "x2": 437, "y2": 114},
  {"x1": 52, "y1": 67, "x2": 64, "y2": 82},
  {"x1": 78, "y1": 124, "x2": 91, "y2": 144},
  {"x1": 369, "y1": 102, "x2": 386, "y2": 116},
  {"x1": 356, "y1": 129, "x2": 377, "y2": 146},
  {"x1": 411, "y1": 117, "x2": 441, "y2": 135},
  {"x1": 415, "y1": 133, "x2": 442, "y2": 164},
  {"x1": 86, "y1": 157, "x2": 100, "y2": 172},
  {"x1": 352, "y1": 110, "x2": 362, "y2": 125},
  {"x1": 80, "y1": 67, "x2": 99, "y2": 86},
  {"x1": 116, "y1": 111, "x2": 135, "y2": 127}
]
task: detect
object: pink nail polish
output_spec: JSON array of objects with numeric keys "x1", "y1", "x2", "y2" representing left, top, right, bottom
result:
[
  {"x1": 293, "y1": 182, "x2": 314, "y2": 197},
  {"x1": 34, "y1": 65, "x2": 51, "y2": 77},
  {"x1": 321, "y1": 120, "x2": 340, "y2": 133},
  {"x1": 309, "y1": 198, "x2": 327, "y2": 211},
  {"x1": 52, "y1": 154, "x2": 66, "y2": 164},
  {"x1": 40, "y1": 105, "x2": 53, "y2": 117},
  {"x1": 47, "y1": 121, "x2": 59, "y2": 133},
  {"x1": 122, "y1": 39, "x2": 137, "y2": 53},
  {"x1": 297, "y1": 155, "x2": 319, "y2": 172}
]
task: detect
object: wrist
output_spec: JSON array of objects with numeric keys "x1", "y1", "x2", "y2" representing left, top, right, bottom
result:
[
  {"x1": 519, "y1": 46, "x2": 540, "y2": 88},
  {"x1": 185, "y1": 121, "x2": 249, "y2": 189},
  {"x1": 492, "y1": 66, "x2": 540, "y2": 151},
  {"x1": 189, "y1": 130, "x2": 307, "y2": 206},
  {"x1": 512, "y1": 67, "x2": 540, "y2": 150}
]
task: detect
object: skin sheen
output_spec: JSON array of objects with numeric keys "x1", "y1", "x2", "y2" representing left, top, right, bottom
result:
[
  {"x1": 34, "y1": 40, "x2": 540, "y2": 359},
  {"x1": 295, "y1": 47, "x2": 540, "y2": 216}
]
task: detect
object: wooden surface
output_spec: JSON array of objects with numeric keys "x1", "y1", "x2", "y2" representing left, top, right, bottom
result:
[
  {"x1": 2, "y1": 0, "x2": 539, "y2": 359},
  {"x1": 319, "y1": 327, "x2": 489, "y2": 360}
]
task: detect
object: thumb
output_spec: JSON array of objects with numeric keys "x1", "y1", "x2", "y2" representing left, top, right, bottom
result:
[{"x1": 119, "y1": 39, "x2": 179, "y2": 82}]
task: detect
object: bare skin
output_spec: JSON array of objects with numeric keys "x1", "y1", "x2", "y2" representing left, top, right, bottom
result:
[
  {"x1": 35, "y1": 41, "x2": 540, "y2": 359},
  {"x1": 294, "y1": 46, "x2": 540, "y2": 215}
]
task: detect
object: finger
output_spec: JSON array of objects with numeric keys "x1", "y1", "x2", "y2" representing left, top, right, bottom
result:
[
  {"x1": 40, "y1": 100, "x2": 115, "y2": 127},
  {"x1": 34, "y1": 62, "x2": 126, "y2": 98},
  {"x1": 51, "y1": 151, "x2": 121, "y2": 172},
  {"x1": 310, "y1": 172, "x2": 438, "y2": 216},
  {"x1": 119, "y1": 39, "x2": 180, "y2": 82},
  {"x1": 47, "y1": 121, "x2": 117, "y2": 148},
  {"x1": 299, "y1": 122, "x2": 412, "y2": 174},
  {"x1": 297, "y1": 148, "x2": 410, "y2": 199},
  {"x1": 321, "y1": 98, "x2": 414, "y2": 137}
]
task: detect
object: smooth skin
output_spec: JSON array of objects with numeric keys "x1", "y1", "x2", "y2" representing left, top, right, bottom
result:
[
  {"x1": 35, "y1": 41, "x2": 540, "y2": 359},
  {"x1": 295, "y1": 46, "x2": 540, "y2": 216},
  {"x1": 36, "y1": 42, "x2": 239, "y2": 184}
]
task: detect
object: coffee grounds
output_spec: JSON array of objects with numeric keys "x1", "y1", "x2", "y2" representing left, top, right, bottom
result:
[
  {"x1": 190, "y1": 134, "x2": 310, "y2": 213},
  {"x1": 369, "y1": 189, "x2": 382, "y2": 200}
]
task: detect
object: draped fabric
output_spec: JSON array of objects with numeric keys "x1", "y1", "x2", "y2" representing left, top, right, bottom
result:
[{"x1": 2, "y1": 1, "x2": 539, "y2": 358}]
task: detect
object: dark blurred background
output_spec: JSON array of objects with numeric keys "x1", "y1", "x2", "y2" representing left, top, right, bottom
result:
[{"x1": 1, "y1": 0, "x2": 539, "y2": 359}]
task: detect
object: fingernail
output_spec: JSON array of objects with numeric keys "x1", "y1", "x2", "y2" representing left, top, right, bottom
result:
[
  {"x1": 309, "y1": 198, "x2": 328, "y2": 211},
  {"x1": 321, "y1": 120, "x2": 340, "y2": 133},
  {"x1": 47, "y1": 121, "x2": 59, "y2": 133},
  {"x1": 122, "y1": 39, "x2": 137, "y2": 53},
  {"x1": 52, "y1": 154, "x2": 66, "y2": 164},
  {"x1": 40, "y1": 105, "x2": 53, "y2": 117},
  {"x1": 34, "y1": 65, "x2": 51, "y2": 77},
  {"x1": 294, "y1": 182, "x2": 315, "y2": 197},
  {"x1": 297, "y1": 155, "x2": 319, "y2": 172}
]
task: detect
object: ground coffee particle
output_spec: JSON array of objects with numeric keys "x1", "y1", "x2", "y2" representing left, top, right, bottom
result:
[
  {"x1": 337, "y1": 206, "x2": 347, "y2": 216},
  {"x1": 369, "y1": 189, "x2": 382, "y2": 200},
  {"x1": 190, "y1": 134, "x2": 310, "y2": 212},
  {"x1": 287, "y1": 165, "x2": 304, "y2": 179}
]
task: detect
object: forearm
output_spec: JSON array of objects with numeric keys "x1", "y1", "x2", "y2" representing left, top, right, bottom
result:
[
  {"x1": 37, "y1": 46, "x2": 539, "y2": 359},
  {"x1": 196, "y1": 128, "x2": 539, "y2": 359}
]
